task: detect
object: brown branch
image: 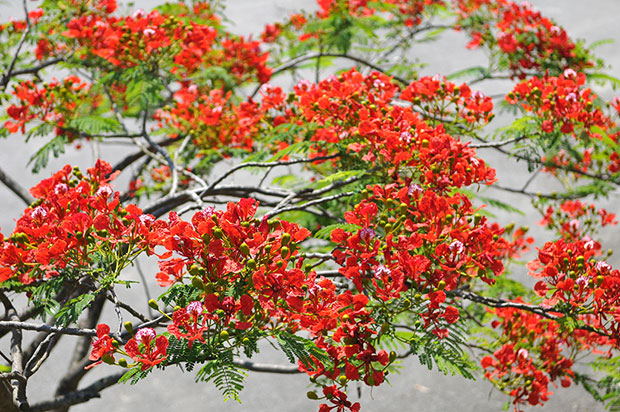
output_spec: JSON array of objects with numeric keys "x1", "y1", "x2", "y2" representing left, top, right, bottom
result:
[
  {"x1": 0, "y1": 0, "x2": 31, "y2": 90},
  {"x1": 233, "y1": 360, "x2": 301, "y2": 374},
  {"x1": 0, "y1": 322, "x2": 97, "y2": 337},
  {"x1": 5, "y1": 57, "x2": 65, "y2": 78},
  {"x1": 0, "y1": 292, "x2": 28, "y2": 410},
  {"x1": 53, "y1": 293, "x2": 106, "y2": 412},
  {"x1": 207, "y1": 154, "x2": 340, "y2": 191},
  {"x1": 0, "y1": 165, "x2": 34, "y2": 206},
  {"x1": 28, "y1": 372, "x2": 124, "y2": 412},
  {"x1": 450, "y1": 288, "x2": 612, "y2": 338}
]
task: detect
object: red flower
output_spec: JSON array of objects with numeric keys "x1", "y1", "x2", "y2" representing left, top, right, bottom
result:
[
  {"x1": 86, "y1": 324, "x2": 114, "y2": 369},
  {"x1": 319, "y1": 385, "x2": 360, "y2": 412},
  {"x1": 124, "y1": 328, "x2": 168, "y2": 371}
]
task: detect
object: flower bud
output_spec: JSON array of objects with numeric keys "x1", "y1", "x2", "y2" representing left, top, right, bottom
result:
[
  {"x1": 281, "y1": 233, "x2": 291, "y2": 246},
  {"x1": 191, "y1": 277, "x2": 204, "y2": 290},
  {"x1": 280, "y1": 246, "x2": 290, "y2": 259}
]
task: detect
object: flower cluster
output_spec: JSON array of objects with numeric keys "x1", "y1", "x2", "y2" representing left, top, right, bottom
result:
[
  {"x1": 400, "y1": 75, "x2": 494, "y2": 128},
  {"x1": 89, "y1": 325, "x2": 169, "y2": 371},
  {"x1": 315, "y1": 0, "x2": 445, "y2": 27},
  {"x1": 481, "y1": 304, "x2": 576, "y2": 409},
  {"x1": 61, "y1": 5, "x2": 271, "y2": 83},
  {"x1": 293, "y1": 69, "x2": 496, "y2": 188},
  {"x1": 4, "y1": 76, "x2": 94, "y2": 138},
  {"x1": 527, "y1": 239, "x2": 620, "y2": 339},
  {"x1": 0, "y1": 160, "x2": 159, "y2": 285},
  {"x1": 456, "y1": 0, "x2": 592, "y2": 77},
  {"x1": 507, "y1": 70, "x2": 609, "y2": 138},
  {"x1": 330, "y1": 183, "x2": 529, "y2": 337},
  {"x1": 538, "y1": 200, "x2": 617, "y2": 241},
  {"x1": 154, "y1": 83, "x2": 287, "y2": 152}
]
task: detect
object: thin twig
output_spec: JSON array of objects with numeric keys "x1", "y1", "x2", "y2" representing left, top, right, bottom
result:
[
  {"x1": 0, "y1": 0, "x2": 31, "y2": 90},
  {"x1": 207, "y1": 155, "x2": 339, "y2": 191}
]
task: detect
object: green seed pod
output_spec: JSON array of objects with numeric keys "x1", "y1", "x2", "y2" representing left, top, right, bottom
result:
[
  {"x1": 306, "y1": 391, "x2": 319, "y2": 400},
  {"x1": 389, "y1": 351, "x2": 397, "y2": 363},
  {"x1": 124, "y1": 321, "x2": 133, "y2": 334},
  {"x1": 219, "y1": 330, "x2": 229, "y2": 340},
  {"x1": 148, "y1": 299, "x2": 159, "y2": 310},
  {"x1": 239, "y1": 243, "x2": 250, "y2": 256},
  {"x1": 247, "y1": 259, "x2": 257, "y2": 270},
  {"x1": 118, "y1": 358, "x2": 128, "y2": 368}
]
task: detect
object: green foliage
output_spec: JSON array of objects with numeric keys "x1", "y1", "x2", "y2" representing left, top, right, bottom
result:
[
  {"x1": 196, "y1": 359, "x2": 247, "y2": 402},
  {"x1": 55, "y1": 292, "x2": 96, "y2": 326},
  {"x1": 276, "y1": 331, "x2": 331, "y2": 368},
  {"x1": 119, "y1": 367, "x2": 152, "y2": 385},
  {"x1": 409, "y1": 326, "x2": 476, "y2": 380},
  {"x1": 68, "y1": 115, "x2": 122, "y2": 136},
  {"x1": 159, "y1": 283, "x2": 203, "y2": 308},
  {"x1": 28, "y1": 133, "x2": 67, "y2": 173}
]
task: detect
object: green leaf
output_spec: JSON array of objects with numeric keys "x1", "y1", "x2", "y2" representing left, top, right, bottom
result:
[
  {"x1": 476, "y1": 195, "x2": 525, "y2": 216},
  {"x1": 119, "y1": 367, "x2": 151, "y2": 385},
  {"x1": 587, "y1": 72, "x2": 620, "y2": 90},
  {"x1": 276, "y1": 331, "x2": 330, "y2": 368},
  {"x1": 28, "y1": 135, "x2": 68, "y2": 173},
  {"x1": 446, "y1": 66, "x2": 488, "y2": 81},
  {"x1": 588, "y1": 38, "x2": 615, "y2": 50},
  {"x1": 68, "y1": 115, "x2": 121, "y2": 135},
  {"x1": 409, "y1": 327, "x2": 475, "y2": 379},
  {"x1": 196, "y1": 360, "x2": 247, "y2": 402},
  {"x1": 312, "y1": 169, "x2": 364, "y2": 189},
  {"x1": 55, "y1": 292, "x2": 96, "y2": 326}
]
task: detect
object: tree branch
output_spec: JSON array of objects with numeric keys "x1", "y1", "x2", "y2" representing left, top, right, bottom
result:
[
  {"x1": 233, "y1": 360, "x2": 301, "y2": 374},
  {"x1": 28, "y1": 372, "x2": 124, "y2": 412},
  {"x1": 0, "y1": 291, "x2": 28, "y2": 410},
  {"x1": 0, "y1": 0, "x2": 31, "y2": 90},
  {"x1": 0, "y1": 164, "x2": 34, "y2": 206}
]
